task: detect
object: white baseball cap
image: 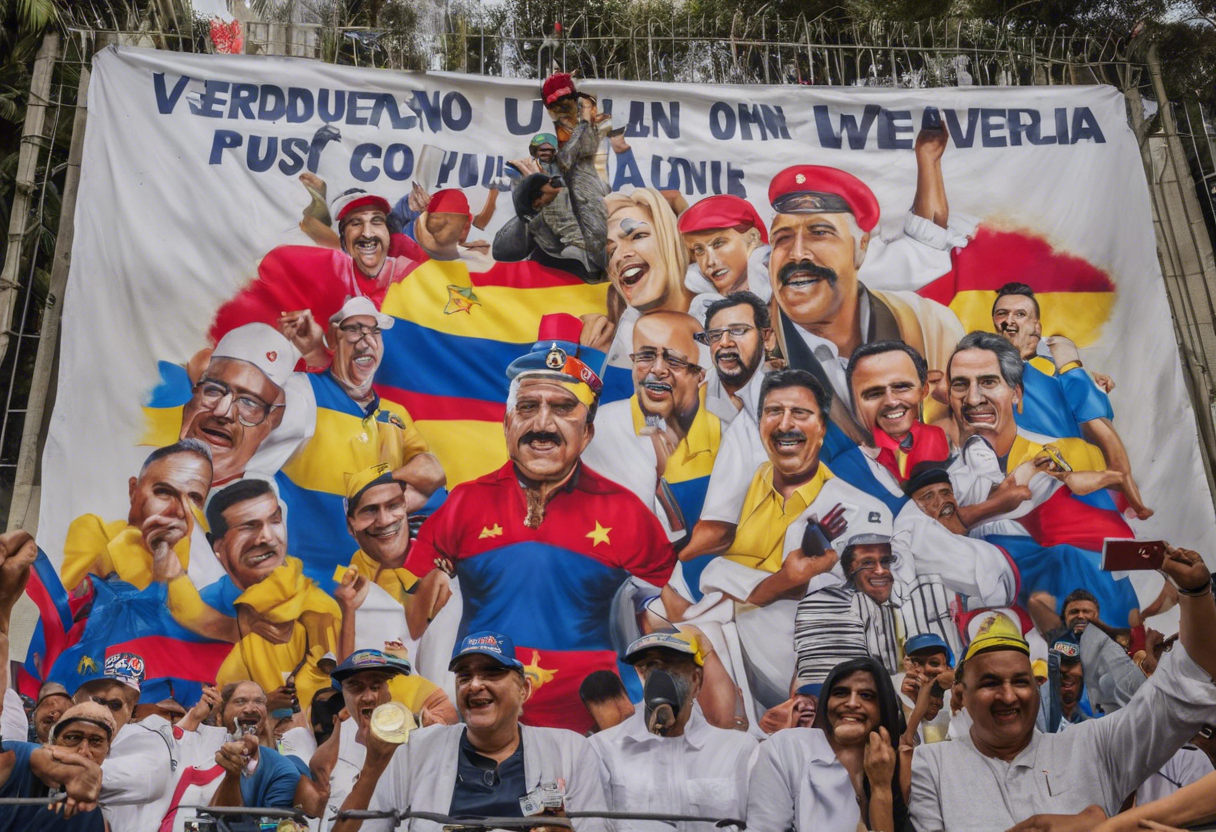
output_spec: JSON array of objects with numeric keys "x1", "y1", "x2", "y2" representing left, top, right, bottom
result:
[
  {"x1": 329, "y1": 295, "x2": 395, "y2": 330},
  {"x1": 211, "y1": 323, "x2": 300, "y2": 390}
]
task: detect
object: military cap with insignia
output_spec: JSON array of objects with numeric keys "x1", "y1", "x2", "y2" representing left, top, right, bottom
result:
[
  {"x1": 506, "y1": 313, "x2": 604, "y2": 407},
  {"x1": 768, "y1": 165, "x2": 881, "y2": 233}
]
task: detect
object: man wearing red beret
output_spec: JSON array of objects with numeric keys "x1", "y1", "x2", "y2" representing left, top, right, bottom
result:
[
  {"x1": 678, "y1": 194, "x2": 773, "y2": 324},
  {"x1": 767, "y1": 163, "x2": 964, "y2": 446}
]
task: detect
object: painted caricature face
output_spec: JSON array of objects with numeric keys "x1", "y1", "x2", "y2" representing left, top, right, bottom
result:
[
  {"x1": 452, "y1": 655, "x2": 530, "y2": 733},
  {"x1": 791, "y1": 692, "x2": 817, "y2": 727},
  {"x1": 769, "y1": 212, "x2": 865, "y2": 329},
  {"x1": 1059, "y1": 662, "x2": 1083, "y2": 707},
  {"x1": 906, "y1": 651, "x2": 951, "y2": 681},
  {"x1": 631, "y1": 314, "x2": 704, "y2": 426},
  {"x1": 825, "y1": 670, "x2": 880, "y2": 747},
  {"x1": 347, "y1": 482, "x2": 410, "y2": 567},
  {"x1": 1063, "y1": 599, "x2": 1099, "y2": 632},
  {"x1": 180, "y1": 357, "x2": 285, "y2": 485},
  {"x1": 849, "y1": 544, "x2": 895, "y2": 604},
  {"x1": 607, "y1": 207, "x2": 670, "y2": 312},
  {"x1": 341, "y1": 208, "x2": 391, "y2": 278},
  {"x1": 851, "y1": 350, "x2": 927, "y2": 442},
  {"x1": 331, "y1": 314, "x2": 384, "y2": 391},
  {"x1": 963, "y1": 651, "x2": 1038, "y2": 754},
  {"x1": 759, "y1": 385, "x2": 827, "y2": 485},
  {"x1": 992, "y1": 294, "x2": 1041, "y2": 360},
  {"x1": 34, "y1": 694, "x2": 73, "y2": 744},
  {"x1": 75, "y1": 681, "x2": 136, "y2": 734},
  {"x1": 214, "y1": 492, "x2": 288, "y2": 590},
  {"x1": 505, "y1": 379, "x2": 593, "y2": 484},
  {"x1": 705, "y1": 303, "x2": 770, "y2": 389},
  {"x1": 127, "y1": 452, "x2": 212, "y2": 544},
  {"x1": 683, "y1": 227, "x2": 757, "y2": 294},
  {"x1": 911, "y1": 481, "x2": 966, "y2": 536},
  {"x1": 948, "y1": 349, "x2": 1019, "y2": 449}
]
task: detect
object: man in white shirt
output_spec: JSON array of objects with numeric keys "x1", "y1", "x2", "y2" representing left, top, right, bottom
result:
[
  {"x1": 910, "y1": 547, "x2": 1216, "y2": 831},
  {"x1": 332, "y1": 631, "x2": 609, "y2": 832},
  {"x1": 698, "y1": 292, "x2": 775, "y2": 428},
  {"x1": 590, "y1": 632, "x2": 757, "y2": 831},
  {"x1": 70, "y1": 651, "x2": 179, "y2": 832}
]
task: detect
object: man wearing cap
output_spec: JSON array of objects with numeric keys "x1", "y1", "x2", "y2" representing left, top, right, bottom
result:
[
  {"x1": 155, "y1": 477, "x2": 341, "y2": 712},
  {"x1": 29, "y1": 683, "x2": 74, "y2": 744},
  {"x1": 66, "y1": 650, "x2": 182, "y2": 831},
  {"x1": 590, "y1": 632, "x2": 758, "y2": 831},
  {"x1": 274, "y1": 295, "x2": 445, "y2": 582},
  {"x1": 62, "y1": 439, "x2": 215, "y2": 594},
  {"x1": 333, "y1": 463, "x2": 455, "y2": 671},
  {"x1": 314, "y1": 649, "x2": 416, "y2": 829},
  {"x1": 945, "y1": 331, "x2": 1144, "y2": 627},
  {"x1": 990, "y1": 282, "x2": 1151, "y2": 519},
  {"x1": 895, "y1": 634, "x2": 955, "y2": 744},
  {"x1": 910, "y1": 546, "x2": 1216, "y2": 831},
  {"x1": 332, "y1": 630, "x2": 610, "y2": 832},
  {"x1": 679, "y1": 194, "x2": 773, "y2": 324},
  {"x1": 140, "y1": 323, "x2": 302, "y2": 495},
  {"x1": 541, "y1": 72, "x2": 610, "y2": 273},
  {"x1": 583, "y1": 311, "x2": 720, "y2": 556},
  {"x1": 766, "y1": 163, "x2": 965, "y2": 447},
  {"x1": 0, "y1": 701, "x2": 114, "y2": 830},
  {"x1": 403, "y1": 316, "x2": 675, "y2": 733},
  {"x1": 678, "y1": 369, "x2": 892, "y2": 719}
]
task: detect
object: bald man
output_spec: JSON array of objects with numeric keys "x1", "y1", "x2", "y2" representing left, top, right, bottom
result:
[{"x1": 583, "y1": 311, "x2": 722, "y2": 553}]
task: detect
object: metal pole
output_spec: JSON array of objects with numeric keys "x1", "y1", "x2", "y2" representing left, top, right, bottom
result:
[
  {"x1": 0, "y1": 31, "x2": 59, "y2": 367},
  {"x1": 7, "y1": 49, "x2": 90, "y2": 536}
]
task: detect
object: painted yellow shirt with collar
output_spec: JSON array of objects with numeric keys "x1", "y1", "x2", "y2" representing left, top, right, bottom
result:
[
  {"x1": 1006, "y1": 431, "x2": 1105, "y2": 474},
  {"x1": 61, "y1": 515, "x2": 191, "y2": 593},
  {"x1": 628, "y1": 387, "x2": 721, "y2": 518},
  {"x1": 725, "y1": 462, "x2": 835, "y2": 573},
  {"x1": 345, "y1": 548, "x2": 419, "y2": 604},
  {"x1": 168, "y1": 557, "x2": 339, "y2": 709}
]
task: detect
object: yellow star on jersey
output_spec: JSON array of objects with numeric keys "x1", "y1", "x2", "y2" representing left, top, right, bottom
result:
[
  {"x1": 479, "y1": 524, "x2": 504, "y2": 539},
  {"x1": 586, "y1": 521, "x2": 612, "y2": 546},
  {"x1": 523, "y1": 650, "x2": 557, "y2": 690}
]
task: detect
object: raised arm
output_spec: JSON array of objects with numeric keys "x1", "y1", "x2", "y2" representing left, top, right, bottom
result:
[{"x1": 1092, "y1": 770, "x2": 1216, "y2": 832}]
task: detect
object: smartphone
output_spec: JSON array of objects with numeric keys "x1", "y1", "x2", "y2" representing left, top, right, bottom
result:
[
  {"x1": 922, "y1": 106, "x2": 943, "y2": 131},
  {"x1": 1101, "y1": 539, "x2": 1167, "y2": 571}
]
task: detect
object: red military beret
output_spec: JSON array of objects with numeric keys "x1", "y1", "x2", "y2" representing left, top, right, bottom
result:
[
  {"x1": 542, "y1": 73, "x2": 576, "y2": 106},
  {"x1": 427, "y1": 188, "x2": 471, "y2": 218},
  {"x1": 677, "y1": 195, "x2": 769, "y2": 244},
  {"x1": 767, "y1": 165, "x2": 880, "y2": 233}
]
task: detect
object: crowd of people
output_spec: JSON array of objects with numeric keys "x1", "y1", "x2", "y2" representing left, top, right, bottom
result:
[{"x1": 2, "y1": 70, "x2": 1214, "y2": 832}]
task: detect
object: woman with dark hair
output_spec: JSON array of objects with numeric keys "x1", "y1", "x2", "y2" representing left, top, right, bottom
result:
[{"x1": 747, "y1": 656, "x2": 912, "y2": 832}]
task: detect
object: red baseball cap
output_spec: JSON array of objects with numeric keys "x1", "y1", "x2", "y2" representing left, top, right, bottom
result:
[
  {"x1": 767, "y1": 165, "x2": 880, "y2": 233},
  {"x1": 427, "y1": 188, "x2": 471, "y2": 218},
  {"x1": 677, "y1": 195, "x2": 769, "y2": 244},
  {"x1": 542, "y1": 72, "x2": 576, "y2": 106},
  {"x1": 333, "y1": 189, "x2": 392, "y2": 223}
]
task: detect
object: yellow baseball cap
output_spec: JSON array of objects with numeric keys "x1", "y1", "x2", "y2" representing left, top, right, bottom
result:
[
  {"x1": 963, "y1": 612, "x2": 1030, "y2": 663},
  {"x1": 343, "y1": 463, "x2": 398, "y2": 514}
]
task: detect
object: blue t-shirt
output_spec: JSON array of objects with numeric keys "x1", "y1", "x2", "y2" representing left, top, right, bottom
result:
[
  {"x1": 0, "y1": 742, "x2": 105, "y2": 832},
  {"x1": 240, "y1": 745, "x2": 302, "y2": 809}
]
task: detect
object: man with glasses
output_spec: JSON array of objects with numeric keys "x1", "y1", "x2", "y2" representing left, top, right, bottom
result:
[
  {"x1": 793, "y1": 518, "x2": 910, "y2": 681},
  {"x1": 273, "y1": 295, "x2": 445, "y2": 585},
  {"x1": 699, "y1": 292, "x2": 776, "y2": 427},
  {"x1": 583, "y1": 311, "x2": 721, "y2": 557}
]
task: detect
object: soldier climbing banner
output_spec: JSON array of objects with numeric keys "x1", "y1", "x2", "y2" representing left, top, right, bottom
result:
[{"x1": 23, "y1": 44, "x2": 1215, "y2": 732}]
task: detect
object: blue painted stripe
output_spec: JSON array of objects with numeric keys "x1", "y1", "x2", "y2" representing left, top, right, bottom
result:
[{"x1": 275, "y1": 473, "x2": 357, "y2": 592}]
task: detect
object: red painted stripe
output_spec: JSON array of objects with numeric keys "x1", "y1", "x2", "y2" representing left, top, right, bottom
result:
[
  {"x1": 375, "y1": 383, "x2": 507, "y2": 422},
  {"x1": 105, "y1": 636, "x2": 231, "y2": 682},
  {"x1": 917, "y1": 227, "x2": 1116, "y2": 304},
  {"x1": 470, "y1": 260, "x2": 593, "y2": 289}
]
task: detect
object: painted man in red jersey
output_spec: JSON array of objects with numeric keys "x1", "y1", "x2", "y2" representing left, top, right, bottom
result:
[{"x1": 402, "y1": 314, "x2": 675, "y2": 733}]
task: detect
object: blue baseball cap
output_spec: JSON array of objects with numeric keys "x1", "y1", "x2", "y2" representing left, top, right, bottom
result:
[
  {"x1": 449, "y1": 631, "x2": 525, "y2": 671},
  {"x1": 75, "y1": 652, "x2": 146, "y2": 695},
  {"x1": 331, "y1": 649, "x2": 412, "y2": 688},
  {"x1": 794, "y1": 682, "x2": 822, "y2": 698},
  {"x1": 904, "y1": 633, "x2": 954, "y2": 667},
  {"x1": 1050, "y1": 631, "x2": 1081, "y2": 662}
]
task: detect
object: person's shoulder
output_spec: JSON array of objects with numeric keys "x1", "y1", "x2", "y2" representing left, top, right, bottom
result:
[
  {"x1": 587, "y1": 715, "x2": 635, "y2": 751},
  {"x1": 524, "y1": 724, "x2": 596, "y2": 752},
  {"x1": 704, "y1": 723, "x2": 759, "y2": 754},
  {"x1": 763, "y1": 726, "x2": 833, "y2": 758}
]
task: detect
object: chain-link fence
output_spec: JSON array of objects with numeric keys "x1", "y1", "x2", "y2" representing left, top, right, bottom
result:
[{"x1": 1, "y1": 15, "x2": 1215, "y2": 531}]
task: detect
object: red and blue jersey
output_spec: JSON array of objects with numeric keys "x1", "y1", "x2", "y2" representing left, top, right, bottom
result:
[{"x1": 405, "y1": 461, "x2": 675, "y2": 733}]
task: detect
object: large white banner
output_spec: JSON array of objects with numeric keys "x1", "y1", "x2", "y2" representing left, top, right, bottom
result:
[{"x1": 22, "y1": 44, "x2": 1211, "y2": 729}]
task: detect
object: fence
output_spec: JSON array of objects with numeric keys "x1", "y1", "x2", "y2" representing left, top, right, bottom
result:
[{"x1": 3, "y1": 14, "x2": 1216, "y2": 541}]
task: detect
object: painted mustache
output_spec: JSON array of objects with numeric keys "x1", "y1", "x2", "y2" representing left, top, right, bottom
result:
[{"x1": 778, "y1": 260, "x2": 838, "y2": 286}]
